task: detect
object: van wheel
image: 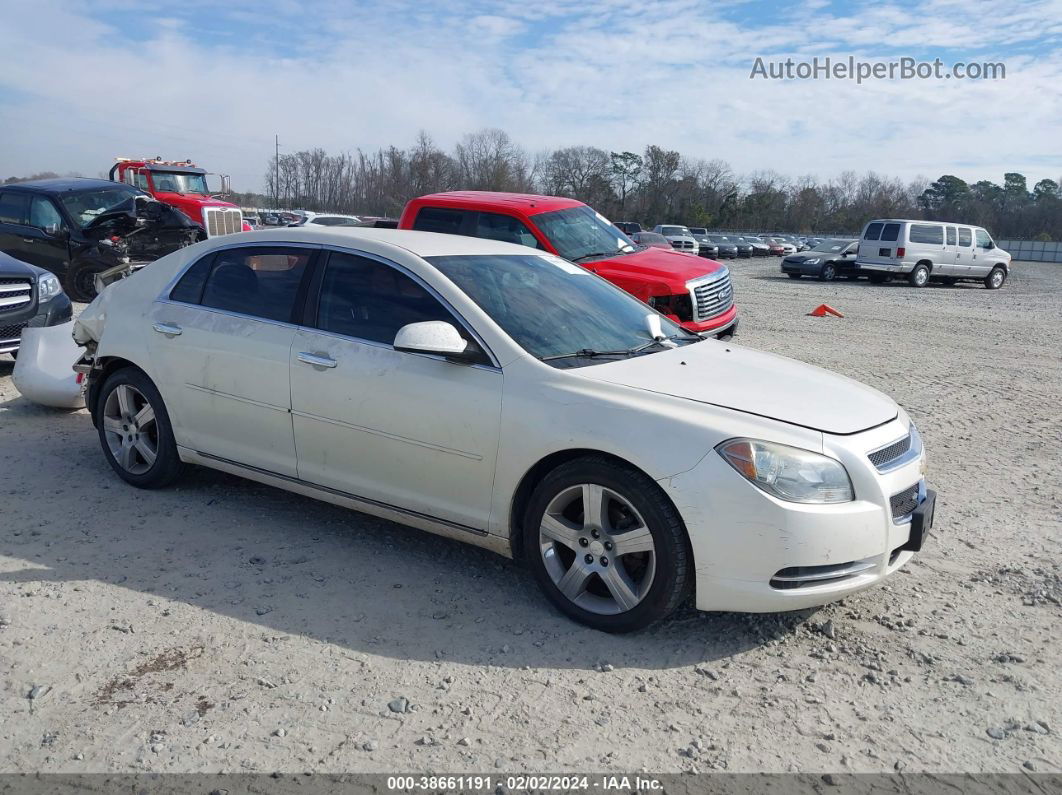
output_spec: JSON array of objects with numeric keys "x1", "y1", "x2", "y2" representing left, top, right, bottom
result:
[
  {"x1": 97, "y1": 367, "x2": 183, "y2": 488},
  {"x1": 984, "y1": 267, "x2": 1006, "y2": 289},
  {"x1": 908, "y1": 264, "x2": 930, "y2": 287},
  {"x1": 523, "y1": 456, "x2": 692, "y2": 633},
  {"x1": 819, "y1": 263, "x2": 837, "y2": 281}
]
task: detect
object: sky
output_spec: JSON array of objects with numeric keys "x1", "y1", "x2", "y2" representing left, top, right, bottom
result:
[{"x1": 1, "y1": 0, "x2": 1061, "y2": 193}]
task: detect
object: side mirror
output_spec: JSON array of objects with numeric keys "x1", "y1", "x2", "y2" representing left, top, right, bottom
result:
[
  {"x1": 44, "y1": 224, "x2": 65, "y2": 238},
  {"x1": 393, "y1": 321, "x2": 484, "y2": 364}
]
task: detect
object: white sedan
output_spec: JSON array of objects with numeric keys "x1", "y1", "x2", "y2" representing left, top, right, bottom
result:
[{"x1": 73, "y1": 228, "x2": 935, "y2": 632}]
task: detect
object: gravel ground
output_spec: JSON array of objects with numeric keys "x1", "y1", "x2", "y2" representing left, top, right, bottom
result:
[{"x1": 0, "y1": 258, "x2": 1059, "y2": 774}]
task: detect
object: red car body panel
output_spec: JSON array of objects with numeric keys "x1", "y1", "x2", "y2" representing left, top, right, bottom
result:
[{"x1": 398, "y1": 192, "x2": 738, "y2": 335}]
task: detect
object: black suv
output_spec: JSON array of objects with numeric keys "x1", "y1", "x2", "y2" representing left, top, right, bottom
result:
[
  {"x1": 0, "y1": 251, "x2": 72, "y2": 358},
  {"x1": 0, "y1": 178, "x2": 201, "y2": 301}
]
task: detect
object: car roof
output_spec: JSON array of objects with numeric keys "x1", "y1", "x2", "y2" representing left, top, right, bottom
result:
[
  {"x1": 411, "y1": 191, "x2": 584, "y2": 215},
  {"x1": 217, "y1": 226, "x2": 549, "y2": 259},
  {"x1": 3, "y1": 177, "x2": 136, "y2": 193}
]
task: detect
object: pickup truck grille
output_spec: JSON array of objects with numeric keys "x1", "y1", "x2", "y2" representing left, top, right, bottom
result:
[
  {"x1": 689, "y1": 269, "x2": 734, "y2": 322},
  {"x1": 203, "y1": 207, "x2": 244, "y2": 237},
  {"x1": 671, "y1": 240, "x2": 695, "y2": 251},
  {"x1": 0, "y1": 278, "x2": 33, "y2": 314}
]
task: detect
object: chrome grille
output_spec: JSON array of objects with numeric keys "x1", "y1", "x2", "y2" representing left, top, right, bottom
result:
[
  {"x1": 869, "y1": 434, "x2": 912, "y2": 469},
  {"x1": 0, "y1": 278, "x2": 33, "y2": 313},
  {"x1": 890, "y1": 483, "x2": 920, "y2": 520},
  {"x1": 671, "y1": 240, "x2": 695, "y2": 250},
  {"x1": 203, "y1": 207, "x2": 244, "y2": 237},
  {"x1": 689, "y1": 270, "x2": 734, "y2": 322}
]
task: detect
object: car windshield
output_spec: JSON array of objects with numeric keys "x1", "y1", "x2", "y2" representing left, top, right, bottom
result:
[
  {"x1": 744, "y1": 236, "x2": 762, "y2": 242},
  {"x1": 812, "y1": 239, "x2": 855, "y2": 253},
  {"x1": 659, "y1": 226, "x2": 688, "y2": 236},
  {"x1": 58, "y1": 188, "x2": 142, "y2": 229},
  {"x1": 151, "y1": 171, "x2": 210, "y2": 194},
  {"x1": 689, "y1": 228, "x2": 707, "y2": 235},
  {"x1": 531, "y1": 206, "x2": 635, "y2": 262},
  {"x1": 428, "y1": 253, "x2": 699, "y2": 366}
]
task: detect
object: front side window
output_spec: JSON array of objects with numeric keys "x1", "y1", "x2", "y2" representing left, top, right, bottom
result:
[
  {"x1": 0, "y1": 191, "x2": 30, "y2": 225},
  {"x1": 316, "y1": 252, "x2": 455, "y2": 344},
  {"x1": 191, "y1": 247, "x2": 312, "y2": 323},
  {"x1": 975, "y1": 229, "x2": 993, "y2": 248},
  {"x1": 474, "y1": 212, "x2": 543, "y2": 249},
  {"x1": 428, "y1": 253, "x2": 697, "y2": 365},
  {"x1": 531, "y1": 206, "x2": 635, "y2": 262},
  {"x1": 910, "y1": 224, "x2": 944, "y2": 244},
  {"x1": 28, "y1": 197, "x2": 64, "y2": 231},
  {"x1": 863, "y1": 222, "x2": 883, "y2": 241},
  {"x1": 958, "y1": 227, "x2": 972, "y2": 246},
  {"x1": 412, "y1": 206, "x2": 470, "y2": 235}
]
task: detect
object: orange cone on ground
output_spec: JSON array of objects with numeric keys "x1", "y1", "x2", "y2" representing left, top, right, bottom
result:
[{"x1": 808, "y1": 304, "x2": 844, "y2": 318}]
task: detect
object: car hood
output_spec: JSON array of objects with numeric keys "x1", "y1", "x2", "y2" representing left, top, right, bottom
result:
[
  {"x1": 0, "y1": 251, "x2": 42, "y2": 279},
  {"x1": 576, "y1": 340, "x2": 897, "y2": 435},
  {"x1": 590, "y1": 246, "x2": 725, "y2": 287}
]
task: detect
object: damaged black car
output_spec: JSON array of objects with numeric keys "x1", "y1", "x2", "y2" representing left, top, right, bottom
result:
[{"x1": 0, "y1": 178, "x2": 203, "y2": 301}]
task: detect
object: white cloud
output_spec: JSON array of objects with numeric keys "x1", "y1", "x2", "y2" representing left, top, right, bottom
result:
[{"x1": 0, "y1": 0, "x2": 1059, "y2": 191}]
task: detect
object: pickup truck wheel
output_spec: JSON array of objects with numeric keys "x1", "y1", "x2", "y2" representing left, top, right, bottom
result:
[
  {"x1": 908, "y1": 263, "x2": 930, "y2": 287},
  {"x1": 97, "y1": 368, "x2": 183, "y2": 488},
  {"x1": 819, "y1": 263, "x2": 837, "y2": 281},
  {"x1": 523, "y1": 456, "x2": 692, "y2": 633},
  {"x1": 984, "y1": 267, "x2": 1006, "y2": 289},
  {"x1": 66, "y1": 262, "x2": 105, "y2": 302}
]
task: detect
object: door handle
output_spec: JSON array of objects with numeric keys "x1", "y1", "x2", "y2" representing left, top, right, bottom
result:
[
  {"x1": 297, "y1": 351, "x2": 337, "y2": 369},
  {"x1": 22, "y1": 238, "x2": 35, "y2": 244},
  {"x1": 152, "y1": 322, "x2": 182, "y2": 337}
]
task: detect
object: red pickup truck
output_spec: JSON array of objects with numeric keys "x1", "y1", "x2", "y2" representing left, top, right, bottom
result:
[{"x1": 398, "y1": 192, "x2": 738, "y2": 337}]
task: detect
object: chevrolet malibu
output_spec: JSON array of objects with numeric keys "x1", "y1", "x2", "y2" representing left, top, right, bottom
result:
[{"x1": 73, "y1": 229, "x2": 935, "y2": 632}]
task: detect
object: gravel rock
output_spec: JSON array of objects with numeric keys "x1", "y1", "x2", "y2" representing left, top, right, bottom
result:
[
  {"x1": 388, "y1": 697, "x2": 409, "y2": 714},
  {"x1": 986, "y1": 727, "x2": 1006, "y2": 740}
]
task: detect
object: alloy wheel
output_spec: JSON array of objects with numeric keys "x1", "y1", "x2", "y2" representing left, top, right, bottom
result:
[
  {"x1": 991, "y1": 269, "x2": 1004, "y2": 288},
  {"x1": 538, "y1": 483, "x2": 656, "y2": 615},
  {"x1": 102, "y1": 384, "x2": 159, "y2": 475}
]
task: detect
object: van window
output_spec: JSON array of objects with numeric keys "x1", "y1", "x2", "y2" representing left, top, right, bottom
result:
[
  {"x1": 910, "y1": 224, "x2": 943, "y2": 245},
  {"x1": 412, "y1": 207, "x2": 469, "y2": 235},
  {"x1": 880, "y1": 223, "x2": 900, "y2": 242},
  {"x1": 957, "y1": 228, "x2": 972, "y2": 246},
  {"x1": 975, "y1": 229, "x2": 992, "y2": 248},
  {"x1": 863, "y1": 223, "x2": 883, "y2": 241},
  {"x1": 946, "y1": 227, "x2": 957, "y2": 245}
]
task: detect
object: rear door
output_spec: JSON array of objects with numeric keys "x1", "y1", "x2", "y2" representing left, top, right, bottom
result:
[
  {"x1": 289, "y1": 249, "x2": 502, "y2": 530},
  {"x1": 146, "y1": 244, "x2": 318, "y2": 476}
]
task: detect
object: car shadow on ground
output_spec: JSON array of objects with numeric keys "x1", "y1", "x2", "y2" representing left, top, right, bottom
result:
[
  {"x1": 751, "y1": 274, "x2": 984, "y2": 289},
  {"x1": 0, "y1": 394, "x2": 819, "y2": 672}
]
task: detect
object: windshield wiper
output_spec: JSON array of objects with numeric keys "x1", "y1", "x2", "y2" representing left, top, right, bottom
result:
[
  {"x1": 569, "y1": 251, "x2": 619, "y2": 263},
  {"x1": 540, "y1": 348, "x2": 633, "y2": 362}
]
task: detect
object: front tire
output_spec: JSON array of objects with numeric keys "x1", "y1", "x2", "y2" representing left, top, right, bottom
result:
[
  {"x1": 523, "y1": 456, "x2": 692, "y2": 633},
  {"x1": 985, "y1": 266, "x2": 1006, "y2": 289},
  {"x1": 819, "y1": 263, "x2": 837, "y2": 281},
  {"x1": 65, "y1": 261, "x2": 107, "y2": 302},
  {"x1": 908, "y1": 263, "x2": 930, "y2": 287},
  {"x1": 96, "y1": 367, "x2": 183, "y2": 488}
]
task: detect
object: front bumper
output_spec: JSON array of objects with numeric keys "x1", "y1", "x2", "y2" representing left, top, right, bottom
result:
[
  {"x1": 0, "y1": 293, "x2": 73, "y2": 355},
  {"x1": 681, "y1": 303, "x2": 738, "y2": 338},
  {"x1": 666, "y1": 419, "x2": 932, "y2": 612}
]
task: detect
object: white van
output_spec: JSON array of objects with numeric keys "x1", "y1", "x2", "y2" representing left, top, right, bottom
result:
[{"x1": 855, "y1": 219, "x2": 1011, "y2": 289}]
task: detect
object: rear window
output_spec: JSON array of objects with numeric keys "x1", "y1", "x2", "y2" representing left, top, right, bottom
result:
[
  {"x1": 880, "y1": 223, "x2": 900, "y2": 242},
  {"x1": 412, "y1": 206, "x2": 469, "y2": 235},
  {"x1": 863, "y1": 223, "x2": 883, "y2": 240},
  {"x1": 910, "y1": 224, "x2": 944, "y2": 244}
]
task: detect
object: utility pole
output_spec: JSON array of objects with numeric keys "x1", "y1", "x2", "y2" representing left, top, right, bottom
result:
[{"x1": 274, "y1": 134, "x2": 280, "y2": 209}]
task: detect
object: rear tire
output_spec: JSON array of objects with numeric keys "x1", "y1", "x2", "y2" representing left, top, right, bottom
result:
[
  {"x1": 523, "y1": 456, "x2": 692, "y2": 633},
  {"x1": 96, "y1": 367, "x2": 183, "y2": 488},
  {"x1": 984, "y1": 266, "x2": 1006, "y2": 289},
  {"x1": 908, "y1": 263, "x2": 930, "y2": 287}
]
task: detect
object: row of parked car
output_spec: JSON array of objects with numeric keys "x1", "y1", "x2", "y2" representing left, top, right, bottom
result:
[{"x1": 612, "y1": 222, "x2": 828, "y2": 260}]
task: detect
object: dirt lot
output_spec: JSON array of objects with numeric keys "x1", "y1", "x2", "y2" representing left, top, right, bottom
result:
[{"x1": 1, "y1": 258, "x2": 1059, "y2": 775}]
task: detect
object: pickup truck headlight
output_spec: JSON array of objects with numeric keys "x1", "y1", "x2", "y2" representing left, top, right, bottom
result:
[
  {"x1": 716, "y1": 439, "x2": 854, "y2": 503},
  {"x1": 37, "y1": 273, "x2": 63, "y2": 302}
]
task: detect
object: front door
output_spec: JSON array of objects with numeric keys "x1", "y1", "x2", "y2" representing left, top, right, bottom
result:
[
  {"x1": 971, "y1": 229, "x2": 995, "y2": 277},
  {"x1": 955, "y1": 227, "x2": 976, "y2": 276},
  {"x1": 290, "y1": 250, "x2": 502, "y2": 530},
  {"x1": 146, "y1": 245, "x2": 317, "y2": 476},
  {"x1": 0, "y1": 192, "x2": 70, "y2": 278}
]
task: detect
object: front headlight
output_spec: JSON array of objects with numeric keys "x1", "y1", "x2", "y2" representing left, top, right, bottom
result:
[
  {"x1": 803, "y1": 257, "x2": 821, "y2": 265},
  {"x1": 716, "y1": 439, "x2": 854, "y2": 504},
  {"x1": 37, "y1": 273, "x2": 63, "y2": 302}
]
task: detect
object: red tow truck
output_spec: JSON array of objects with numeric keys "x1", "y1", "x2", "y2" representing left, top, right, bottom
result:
[
  {"x1": 109, "y1": 157, "x2": 249, "y2": 237},
  {"x1": 398, "y1": 192, "x2": 738, "y2": 337}
]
